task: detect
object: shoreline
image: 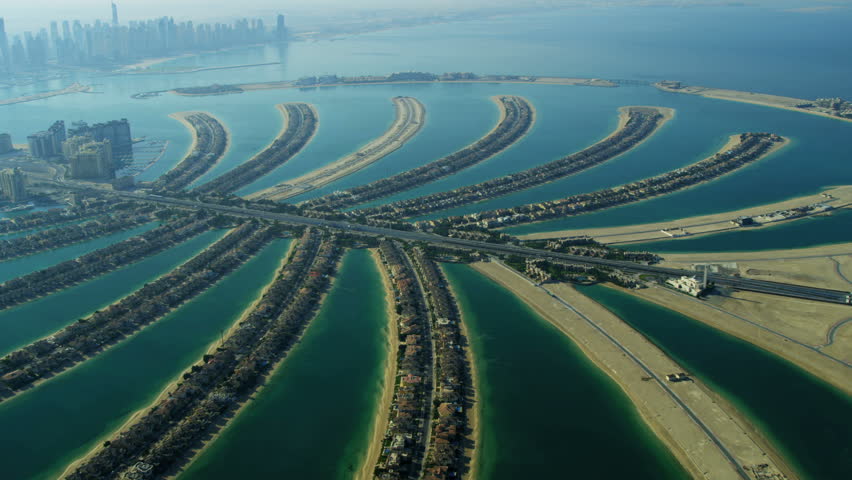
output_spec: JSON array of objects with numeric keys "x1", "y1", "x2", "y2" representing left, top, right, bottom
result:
[
  {"x1": 441, "y1": 266, "x2": 481, "y2": 480},
  {"x1": 249, "y1": 96, "x2": 425, "y2": 202},
  {"x1": 497, "y1": 133, "x2": 790, "y2": 232},
  {"x1": 471, "y1": 260, "x2": 795, "y2": 480},
  {"x1": 356, "y1": 249, "x2": 400, "y2": 480},
  {"x1": 166, "y1": 111, "x2": 233, "y2": 183},
  {"x1": 625, "y1": 284, "x2": 852, "y2": 396},
  {"x1": 656, "y1": 83, "x2": 852, "y2": 124},
  {"x1": 518, "y1": 185, "x2": 852, "y2": 242},
  {"x1": 56, "y1": 227, "x2": 272, "y2": 479}
]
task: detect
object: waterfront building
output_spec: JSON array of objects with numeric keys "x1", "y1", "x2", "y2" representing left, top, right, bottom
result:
[
  {"x1": 69, "y1": 140, "x2": 115, "y2": 180},
  {"x1": 276, "y1": 14, "x2": 287, "y2": 41},
  {"x1": 0, "y1": 167, "x2": 27, "y2": 202},
  {"x1": 62, "y1": 135, "x2": 93, "y2": 160},
  {"x1": 0, "y1": 18, "x2": 11, "y2": 73},
  {"x1": 666, "y1": 276, "x2": 705, "y2": 297},
  {"x1": 112, "y1": 3, "x2": 120, "y2": 27},
  {"x1": 27, "y1": 131, "x2": 55, "y2": 159},
  {"x1": 69, "y1": 119, "x2": 132, "y2": 164},
  {"x1": 0, "y1": 133, "x2": 12, "y2": 154}
]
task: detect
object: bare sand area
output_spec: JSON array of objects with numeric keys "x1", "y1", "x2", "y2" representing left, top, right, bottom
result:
[
  {"x1": 655, "y1": 83, "x2": 852, "y2": 124},
  {"x1": 0, "y1": 82, "x2": 92, "y2": 106},
  {"x1": 661, "y1": 242, "x2": 852, "y2": 291},
  {"x1": 356, "y1": 249, "x2": 400, "y2": 480},
  {"x1": 472, "y1": 260, "x2": 793, "y2": 480},
  {"x1": 518, "y1": 185, "x2": 852, "y2": 242},
  {"x1": 627, "y1": 285, "x2": 852, "y2": 395},
  {"x1": 248, "y1": 97, "x2": 425, "y2": 202}
]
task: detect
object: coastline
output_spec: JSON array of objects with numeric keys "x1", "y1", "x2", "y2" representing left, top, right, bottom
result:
[
  {"x1": 624, "y1": 284, "x2": 852, "y2": 395},
  {"x1": 249, "y1": 97, "x2": 425, "y2": 202},
  {"x1": 56, "y1": 228, "x2": 274, "y2": 479},
  {"x1": 356, "y1": 249, "x2": 400, "y2": 480},
  {"x1": 497, "y1": 134, "x2": 790, "y2": 232},
  {"x1": 441, "y1": 265, "x2": 481, "y2": 480},
  {"x1": 167, "y1": 111, "x2": 233, "y2": 179},
  {"x1": 656, "y1": 83, "x2": 852, "y2": 124},
  {"x1": 471, "y1": 260, "x2": 795, "y2": 480},
  {"x1": 518, "y1": 185, "x2": 852, "y2": 242}
]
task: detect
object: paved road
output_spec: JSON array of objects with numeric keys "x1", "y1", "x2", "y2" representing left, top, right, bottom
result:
[{"x1": 85, "y1": 188, "x2": 852, "y2": 306}]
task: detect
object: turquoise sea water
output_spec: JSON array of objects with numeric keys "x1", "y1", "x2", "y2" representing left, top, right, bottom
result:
[
  {"x1": 181, "y1": 248, "x2": 389, "y2": 479},
  {"x1": 580, "y1": 285, "x2": 852, "y2": 480},
  {"x1": 0, "y1": 229, "x2": 226, "y2": 356},
  {"x1": 443, "y1": 263, "x2": 689, "y2": 479},
  {"x1": 0, "y1": 238, "x2": 291, "y2": 480},
  {"x1": 0, "y1": 222, "x2": 157, "y2": 284}
]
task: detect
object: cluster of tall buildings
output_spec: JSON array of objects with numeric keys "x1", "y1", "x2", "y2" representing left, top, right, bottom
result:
[
  {"x1": 27, "y1": 118, "x2": 133, "y2": 180},
  {"x1": 0, "y1": 4, "x2": 288, "y2": 73}
]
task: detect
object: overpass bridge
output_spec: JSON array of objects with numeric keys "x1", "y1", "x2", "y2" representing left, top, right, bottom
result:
[{"x1": 71, "y1": 186, "x2": 852, "y2": 306}]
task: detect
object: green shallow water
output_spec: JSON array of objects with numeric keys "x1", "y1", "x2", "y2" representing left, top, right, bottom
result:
[
  {"x1": 579, "y1": 284, "x2": 852, "y2": 480},
  {"x1": 180, "y1": 248, "x2": 390, "y2": 480},
  {"x1": 0, "y1": 238, "x2": 291, "y2": 480},
  {"x1": 621, "y1": 208, "x2": 852, "y2": 253},
  {"x1": 0, "y1": 222, "x2": 159, "y2": 284},
  {"x1": 0, "y1": 229, "x2": 227, "y2": 356},
  {"x1": 442, "y1": 263, "x2": 689, "y2": 480}
]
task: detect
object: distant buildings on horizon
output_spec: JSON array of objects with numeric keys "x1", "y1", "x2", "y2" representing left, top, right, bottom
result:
[{"x1": 0, "y1": 3, "x2": 288, "y2": 74}]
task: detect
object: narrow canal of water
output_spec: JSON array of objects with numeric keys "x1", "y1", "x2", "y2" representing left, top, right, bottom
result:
[
  {"x1": 0, "y1": 222, "x2": 158, "y2": 284},
  {"x1": 441, "y1": 263, "x2": 689, "y2": 480},
  {"x1": 0, "y1": 238, "x2": 291, "y2": 480},
  {"x1": 180, "y1": 248, "x2": 390, "y2": 479},
  {"x1": 0, "y1": 229, "x2": 227, "y2": 356},
  {"x1": 579, "y1": 284, "x2": 852, "y2": 480}
]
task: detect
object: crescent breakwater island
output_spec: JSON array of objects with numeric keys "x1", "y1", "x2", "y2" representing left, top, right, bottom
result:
[
  {"x1": 0, "y1": 82, "x2": 94, "y2": 106},
  {"x1": 63, "y1": 228, "x2": 341, "y2": 480},
  {"x1": 0, "y1": 220, "x2": 280, "y2": 401},
  {"x1": 427, "y1": 132, "x2": 789, "y2": 231},
  {"x1": 353, "y1": 106, "x2": 673, "y2": 221},
  {"x1": 191, "y1": 103, "x2": 318, "y2": 195},
  {"x1": 303, "y1": 95, "x2": 535, "y2": 213},
  {"x1": 247, "y1": 96, "x2": 426, "y2": 202},
  {"x1": 150, "y1": 112, "x2": 230, "y2": 193}
]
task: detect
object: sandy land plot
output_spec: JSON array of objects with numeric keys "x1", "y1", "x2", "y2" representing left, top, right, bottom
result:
[
  {"x1": 356, "y1": 249, "x2": 400, "y2": 480},
  {"x1": 166, "y1": 111, "x2": 232, "y2": 176},
  {"x1": 629, "y1": 285, "x2": 851, "y2": 394},
  {"x1": 517, "y1": 187, "x2": 852, "y2": 244},
  {"x1": 660, "y1": 242, "x2": 852, "y2": 291},
  {"x1": 471, "y1": 261, "x2": 792, "y2": 480},
  {"x1": 248, "y1": 97, "x2": 425, "y2": 201},
  {"x1": 655, "y1": 84, "x2": 852, "y2": 124}
]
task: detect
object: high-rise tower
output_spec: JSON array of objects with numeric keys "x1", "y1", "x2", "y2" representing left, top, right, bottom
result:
[
  {"x1": 112, "y1": 2, "x2": 119, "y2": 26},
  {"x1": 276, "y1": 14, "x2": 287, "y2": 42},
  {"x1": 0, "y1": 18, "x2": 11, "y2": 72}
]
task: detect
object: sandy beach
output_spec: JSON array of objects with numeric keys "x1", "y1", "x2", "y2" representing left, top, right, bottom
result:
[
  {"x1": 356, "y1": 249, "x2": 400, "y2": 480},
  {"x1": 248, "y1": 97, "x2": 425, "y2": 202},
  {"x1": 167, "y1": 111, "x2": 233, "y2": 177},
  {"x1": 655, "y1": 83, "x2": 852, "y2": 124},
  {"x1": 519, "y1": 185, "x2": 852, "y2": 242},
  {"x1": 441, "y1": 267, "x2": 481, "y2": 480},
  {"x1": 471, "y1": 260, "x2": 795, "y2": 480},
  {"x1": 628, "y1": 284, "x2": 852, "y2": 395}
]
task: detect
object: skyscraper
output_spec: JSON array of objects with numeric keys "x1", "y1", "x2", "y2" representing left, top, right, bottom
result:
[
  {"x1": 276, "y1": 14, "x2": 287, "y2": 42},
  {"x1": 69, "y1": 140, "x2": 114, "y2": 179},
  {"x1": 112, "y1": 3, "x2": 119, "y2": 27},
  {"x1": 0, "y1": 167, "x2": 27, "y2": 202},
  {"x1": 0, "y1": 18, "x2": 11, "y2": 72},
  {"x1": 0, "y1": 133, "x2": 13, "y2": 154}
]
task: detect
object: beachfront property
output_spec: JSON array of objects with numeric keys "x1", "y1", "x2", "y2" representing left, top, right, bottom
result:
[{"x1": 666, "y1": 276, "x2": 706, "y2": 297}]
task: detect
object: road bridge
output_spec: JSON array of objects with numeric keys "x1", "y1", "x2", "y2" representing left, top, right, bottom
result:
[{"x1": 71, "y1": 187, "x2": 852, "y2": 306}]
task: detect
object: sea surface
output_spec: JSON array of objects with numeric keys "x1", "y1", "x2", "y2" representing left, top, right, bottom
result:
[
  {"x1": 0, "y1": 238, "x2": 291, "y2": 480},
  {"x1": 0, "y1": 228, "x2": 226, "y2": 356},
  {"x1": 443, "y1": 262, "x2": 689, "y2": 479},
  {"x1": 580, "y1": 284, "x2": 852, "y2": 480},
  {"x1": 181, "y1": 248, "x2": 390, "y2": 479}
]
